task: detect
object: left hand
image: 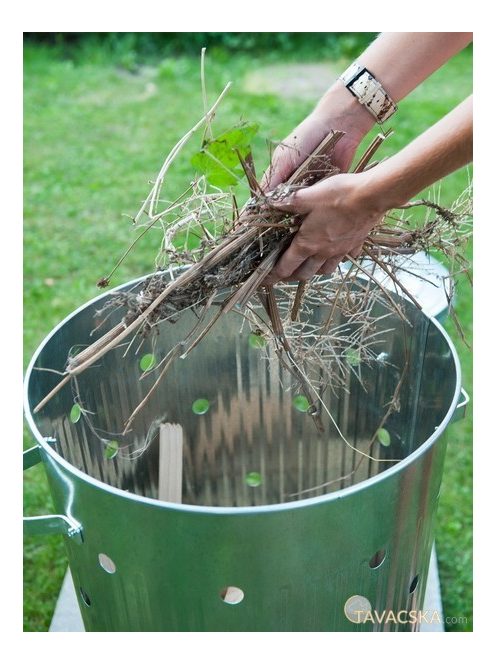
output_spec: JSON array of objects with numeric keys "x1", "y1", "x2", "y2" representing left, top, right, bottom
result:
[{"x1": 263, "y1": 172, "x2": 386, "y2": 284}]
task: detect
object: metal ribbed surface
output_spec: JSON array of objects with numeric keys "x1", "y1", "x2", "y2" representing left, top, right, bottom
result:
[{"x1": 33, "y1": 292, "x2": 434, "y2": 507}]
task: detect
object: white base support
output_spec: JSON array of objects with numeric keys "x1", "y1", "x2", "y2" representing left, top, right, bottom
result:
[
  {"x1": 49, "y1": 568, "x2": 85, "y2": 632},
  {"x1": 419, "y1": 545, "x2": 445, "y2": 632}
]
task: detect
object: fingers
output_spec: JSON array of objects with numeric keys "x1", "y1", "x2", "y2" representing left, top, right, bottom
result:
[
  {"x1": 316, "y1": 244, "x2": 363, "y2": 276},
  {"x1": 287, "y1": 256, "x2": 326, "y2": 281},
  {"x1": 263, "y1": 240, "x2": 310, "y2": 285},
  {"x1": 264, "y1": 242, "x2": 358, "y2": 284},
  {"x1": 260, "y1": 162, "x2": 285, "y2": 193},
  {"x1": 261, "y1": 140, "x2": 302, "y2": 192},
  {"x1": 264, "y1": 254, "x2": 327, "y2": 285},
  {"x1": 261, "y1": 154, "x2": 293, "y2": 192},
  {"x1": 317, "y1": 244, "x2": 362, "y2": 274},
  {"x1": 269, "y1": 187, "x2": 313, "y2": 215},
  {"x1": 317, "y1": 257, "x2": 342, "y2": 275},
  {"x1": 348, "y1": 244, "x2": 363, "y2": 259},
  {"x1": 261, "y1": 118, "x2": 330, "y2": 192}
]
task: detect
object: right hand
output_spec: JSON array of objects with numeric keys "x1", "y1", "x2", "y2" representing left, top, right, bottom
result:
[{"x1": 263, "y1": 170, "x2": 386, "y2": 284}]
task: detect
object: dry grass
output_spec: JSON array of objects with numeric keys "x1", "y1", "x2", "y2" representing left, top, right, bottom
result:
[{"x1": 33, "y1": 97, "x2": 472, "y2": 469}]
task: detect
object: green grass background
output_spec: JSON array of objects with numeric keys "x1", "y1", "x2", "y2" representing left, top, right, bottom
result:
[{"x1": 23, "y1": 38, "x2": 472, "y2": 631}]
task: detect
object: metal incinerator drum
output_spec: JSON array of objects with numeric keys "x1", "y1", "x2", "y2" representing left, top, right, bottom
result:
[{"x1": 24, "y1": 271, "x2": 467, "y2": 632}]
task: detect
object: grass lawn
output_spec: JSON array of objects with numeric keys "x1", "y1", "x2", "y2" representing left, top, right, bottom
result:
[{"x1": 23, "y1": 42, "x2": 472, "y2": 631}]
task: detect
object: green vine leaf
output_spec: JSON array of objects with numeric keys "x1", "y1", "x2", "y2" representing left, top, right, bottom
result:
[
  {"x1": 191, "y1": 122, "x2": 259, "y2": 187},
  {"x1": 104, "y1": 440, "x2": 120, "y2": 460},
  {"x1": 377, "y1": 428, "x2": 391, "y2": 447},
  {"x1": 292, "y1": 395, "x2": 310, "y2": 413},
  {"x1": 345, "y1": 347, "x2": 361, "y2": 367},
  {"x1": 69, "y1": 403, "x2": 81, "y2": 424}
]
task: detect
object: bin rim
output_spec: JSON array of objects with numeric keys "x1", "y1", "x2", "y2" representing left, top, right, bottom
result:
[{"x1": 24, "y1": 272, "x2": 462, "y2": 515}]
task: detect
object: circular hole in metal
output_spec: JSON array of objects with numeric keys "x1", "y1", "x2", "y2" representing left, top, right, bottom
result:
[
  {"x1": 98, "y1": 553, "x2": 117, "y2": 574},
  {"x1": 343, "y1": 594, "x2": 372, "y2": 623},
  {"x1": 409, "y1": 574, "x2": 419, "y2": 594},
  {"x1": 220, "y1": 586, "x2": 244, "y2": 605},
  {"x1": 369, "y1": 549, "x2": 387, "y2": 569},
  {"x1": 79, "y1": 587, "x2": 91, "y2": 607}
]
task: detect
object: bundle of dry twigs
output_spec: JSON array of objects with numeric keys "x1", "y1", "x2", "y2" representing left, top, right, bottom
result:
[{"x1": 33, "y1": 78, "x2": 472, "y2": 458}]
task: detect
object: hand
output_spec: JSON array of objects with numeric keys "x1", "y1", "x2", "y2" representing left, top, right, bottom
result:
[
  {"x1": 263, "y1": 172, "x2": 386, "y2": 284},
  {"x1": 261, "y1": 83, "x2": 374, "y2": 192}
]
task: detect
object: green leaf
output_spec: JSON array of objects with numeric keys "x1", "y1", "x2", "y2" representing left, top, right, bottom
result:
[
  {"x1": 192, "y1": 398, "x2": 210, "y2": 415},
  {"x1": 104, "y1": 440, "x2": 119, "y2": 460},
  {"x1": 377, "y1": 428, "x2": 391, "y2": 447},
  {"x1": 249, "y1": 332, "x2": 267, "y2": 349},
  {"x1": 70, "y1": 403, "x2": 81, "y2": 423},
  {"x1": 345, "y1": 348, "x2": 361, "y2": 367},
  {"x1": 293, "y1": 395, "x2": 310, "y2": 413},
  {"x1": 191, "y1": 122, "x2": 259, "y2": 187},
  {"x1": 140, "y1": 353, "x2": 156, "y2": 372},
  {"x1": 245, "y1": 471, "x2": 262, "y2": 487}
]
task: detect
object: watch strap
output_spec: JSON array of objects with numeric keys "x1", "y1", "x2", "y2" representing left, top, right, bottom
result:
[{"x1": 339, "y1": 62, "x2": 397, "y2": 123}]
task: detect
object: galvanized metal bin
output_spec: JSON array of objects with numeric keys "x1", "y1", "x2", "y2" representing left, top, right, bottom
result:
[
  {"x1": 359, "y1": 251, "x2": 452, "y2": 322},
  {"x1": 24, "y1": 274, "x2": 467, "y2": 631}
]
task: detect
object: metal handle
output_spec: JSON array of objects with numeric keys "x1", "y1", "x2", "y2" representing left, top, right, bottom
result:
[
  {"x1": 23, "y1": 442, "x2": 83, "y2": 544},
  {"x1": 451, "y1": 387, "x2": 470, "y2": 424}
]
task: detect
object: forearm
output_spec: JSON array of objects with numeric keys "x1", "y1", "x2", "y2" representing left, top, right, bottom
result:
[
  {"x1": 265, "y1": 94, "x2": 473, "y2": 284},
  {"x1": 264, "y1": 33, "x2": 472, "y2": 191},
  {"x1": 313, "y1": 32, "x2": 472, "y2": 136},
  {"x1": 364, "y1": 95, "x2": 473, "y2": 209},
  {"x1": 352, "y1": 32, "x2": 472, "y2": 102}
]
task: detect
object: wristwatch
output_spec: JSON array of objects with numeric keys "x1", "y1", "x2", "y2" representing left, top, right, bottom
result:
[{"x1": 339, "y1": 62, "x2": 397, "y2": 123}]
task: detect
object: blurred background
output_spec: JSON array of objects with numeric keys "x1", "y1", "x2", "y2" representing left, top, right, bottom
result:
[{"x1": 23, "y1": 32, "x2": 472, "y2": 631}]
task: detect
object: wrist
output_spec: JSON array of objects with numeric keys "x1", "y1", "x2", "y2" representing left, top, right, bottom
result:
[
  {"x1": 313, "y1": 82, "x2": 375, "y2": 139},
  {"x1": 325, "y1": 172, "x2": 391, "y2": 226},
  {"x1": 358, "y1": 163, "x2": 410, "y2": 212}
]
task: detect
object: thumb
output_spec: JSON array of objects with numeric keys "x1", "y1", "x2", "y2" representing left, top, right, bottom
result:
[
  {"x1": 268, "y1": 186, "x2": 314, "y2": 215},
  {"x1": 261, "y1": 152, "x2": 298, "y2": 193}
]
